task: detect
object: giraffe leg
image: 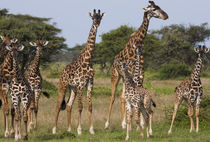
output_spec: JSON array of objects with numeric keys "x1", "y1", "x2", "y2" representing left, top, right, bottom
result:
[
  {"x1": 0, "y1": 87, "x2": 10, "y2": 138},
  {"x1": 135, "y1": 106, "x2": 143, "y2": 137},
  {"x1": 77, "y1": 88, "x2": 83, "y2": 135},
  {"x1": 34, "y1": 89, "x2": 41, "y2": 130},
  {"x1": 188, "y1": 102, "x2": 194, "y2": 133},
  {"x1": 105, "y1": 67, "x2": 120, "y2": 129},
  {"x1": 121, "y1": 83, "x2": 127, "y2": 129},
  {"x1": 28, "y1": 90, "x2": 35, "y2": 132},
  {"x1": 195, "y1": 103, "x2": 200, "y2": 133},
  {"x1": 139, "y1": 112, "x2": 144, "y2": 129},
  {"x1": 52, "y1": 83, "x2": 67, "y2": 134},
  {"x1": 27, "y1": 105, "x2": 33, "y2": 132},
  {"x1": 168, "y1": 96, "x2": 183, "y2": 134},
  {"x1": 125, "y1": 102, "x2": 132, "y2": 141},
  {"x1": 11, "y1": 96, "x2": 21, "y2": 141},
  {"x1": 10, "y1": 104, "x2": 15, "y2": 136},
  {"x1": 87, "y1": 79, "x2": 95, "y2": 134},
  {"x1": 149, "y1": 112, "x2": 153, "y2": 136},
  {"x1": 66, "y1": 89, "x2": 76, "y2": 132},
  {"x1": 22, "y1": 94, "x2": 30, "y2": 140}
]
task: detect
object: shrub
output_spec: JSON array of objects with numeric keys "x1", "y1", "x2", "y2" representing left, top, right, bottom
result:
[
  {"x1": 165, "y1": 95, "x2": 210, "y2": 128},
  {"x1": 42, "y1": 79, "x2": 57, "y2": 95},
  {"x1": 159, "y1": 64, "x2": 191, "y2": 80}
]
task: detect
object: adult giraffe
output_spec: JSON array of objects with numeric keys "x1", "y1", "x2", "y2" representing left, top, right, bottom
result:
[
  {"x1": 0, "y1": 36, "x2": 18, "y2": 137},
  {"x1": 105, "y1": 1, "x2": 168, "y2": 129},
  {"x1": 52, "y1": 9, "x2": 105, "y2": 135}
]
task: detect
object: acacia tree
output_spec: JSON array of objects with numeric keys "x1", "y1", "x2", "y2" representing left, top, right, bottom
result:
[{"x1": 0, "y1": 8, "x2": 67, "y2": 69}]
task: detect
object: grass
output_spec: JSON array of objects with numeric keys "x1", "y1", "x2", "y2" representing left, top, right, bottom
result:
[{"x1": 0, "y1": 63, "x2": 210, "y2": 142}]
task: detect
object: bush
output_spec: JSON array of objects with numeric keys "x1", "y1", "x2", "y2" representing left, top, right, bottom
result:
[
  {"x1": 159, "y1": 64, "x2": 191, "y2": 80},
  {"x1": 165, "y1": 95, "x2": 210, "y2": 128},
  {"x1": 42, "y1": 79, "x2": 57, "y2": 95}
]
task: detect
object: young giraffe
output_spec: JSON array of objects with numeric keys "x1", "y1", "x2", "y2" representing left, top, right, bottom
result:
[
  {"x1": 116, "y1": 47, "x2": 150, "y2": 140},
  {"x1": 0, "y1": 36, "x2": 18, "y2": 137},
  {"x1": 26, "y1": 40, "x2": 49, "y2": 131},
  {"x1": 105, "y1": 1, "x2": 168, "y2": 129},
  {"x1": 6, "y1": 41, "x2": 33, "y2": 141},
  {"x1": 52, "y1": 9, "x2": 105, "y2": 135},
  {"x1": 168, "y1": 45, "x2": 209, "y2": 134},
  {"x1": 132, "y1": 46, "x2": 156, "y2": 136}
]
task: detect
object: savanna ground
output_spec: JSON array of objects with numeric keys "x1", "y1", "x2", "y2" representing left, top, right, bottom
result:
[{"x1": 0, "y1": 63, "x2": 209, "y2": 142}]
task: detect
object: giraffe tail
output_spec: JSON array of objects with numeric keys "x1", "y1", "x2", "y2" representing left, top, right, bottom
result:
[
  {"x1": 42, "y1": 91, "x2": 50, "y2": 98},
  {"x1": 60, "y1": 99, "x2": 66, "y2": 111},
  {"x1": 140, "y1": 102, "x2": 149, "y2": 121},
  {"x1": 0, "y1": 99, "x2": 2, "y2": 108},
  {"x1": 151, "y1": 99, "x2": 156, "y2": 108}
]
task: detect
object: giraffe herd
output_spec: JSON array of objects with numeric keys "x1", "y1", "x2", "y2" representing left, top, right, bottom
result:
[{"x1": 0, "y1": 1, "x2": 209, "y2": 141}]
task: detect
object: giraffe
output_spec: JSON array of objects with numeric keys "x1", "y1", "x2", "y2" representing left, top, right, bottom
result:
[
  {"x1": 26, "y1": 40, "x2": 49, "y2": 132},
  {"x1": 6, "y1": 41, "x2": 33, "y2": 141},
  {"x1": 0, "y1": 36, "x2": 18, "y2": 137},
  {"x1": 116, "y1": 48, "x2": 150, "y2": 140},
  {"x1": 105, "y1": 1, "x2": 168, "y2": 129},
  {"x1": 168, "y1": 45, "x2": 209, "y2": 134},
  {"x1": 131, "y1": 47, "x2": 156, "y2": 136},
  {"x1": 52, "y1": 9, "x2": 105, "y2": 135}
]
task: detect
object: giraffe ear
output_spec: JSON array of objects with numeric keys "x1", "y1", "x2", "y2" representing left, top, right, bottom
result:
[
  {"x1": 194, "y1": 47, "x2": 199, "y2": 53},
  {"x1": 101, "y1": 12, "x2": 106, "y2": 17},
  {"x1": 142, "y1": 8, "x2": 148, "y2": 12},
  {"x1": 11, "y1": 38, "x2": 18, "y2": 43},
  {"x1": 88, "y1": 12, "x2": 92, "y2": 18},
  {"x1": 43, "y1": 41, "x2": 49, "y2": 46},
  {"x1": 29, "y1": 42, "x2": 37, "y2": 47},
  {"x1": 204, "y1": 47, "x2": 209, "y2": 53},
  {"x1": 18, "y1": 45, "x2": 24, "y2": 51},
  {"x1": 5, "y1": 45, "x2": 12, "y2": 51},
  {"x1": 0, "y1": 35, "x2": 4, "y2": 41}
]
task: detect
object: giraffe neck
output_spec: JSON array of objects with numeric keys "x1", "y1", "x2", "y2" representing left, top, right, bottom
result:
[
  {"x1": 127, "y1": 12, "x2": 150, "y2": 47},
  {"x1": 1, "y1": 52, "x2": 13, "y2": 72},
  {"x1": 79, "y1": 24, "x2": 98, "y2": 64},
  {"x1": 132, "y1": 48, "x2": 143, "y2": 87},
  {"x1": 191, "y1": 56, "x2": 203, "y2": 82},
  {"x1": 29, "y1": 48, "x2": 41, "y2": 73},
  {"x1": 124, "y1": 67, "x2": 136, "y2": 89},
  {"x1": 12, "y1": 53, "x2": 21, "y2": 79}
]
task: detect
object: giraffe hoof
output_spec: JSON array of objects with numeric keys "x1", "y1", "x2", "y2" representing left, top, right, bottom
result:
[
  {"x1": 24, "y1": 135, "x2": 28, "y2": 140},
  {"x1": 140, "y1": 133, "x2": 144, "y2": 138},
  {"x1": 104, "y1": 121, "x2": 109, "y2": 129},
  {"x1": 52, "y1": 127, "x2": 56, "y2": 134},
  {"x1": 122, "y1": 121, "x2": 126, "y2": 129},
  {"x1": 89, "y1": 127, "x2": 95, "y2": 135},
  {"x1": 67, "y1": 127, "x2": 72, "y2": 132},
  {"x1": 168, "y1": 130, "x2": 172, "y2": 134},
  {"x1": 125, "y1": 136, "x2": 129, "y2": 141},
  {"x1": 77, "y1": 127, "x2": 82, "y2": 135},
  {"x1": 4, "y1": 130, "x2": 9, "y2": 138}
]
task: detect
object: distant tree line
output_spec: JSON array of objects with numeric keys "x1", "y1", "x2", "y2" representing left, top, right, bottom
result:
[
  {"x1": 1, "y1": 9, "x2": 210, "y2": 74},
  {"x1": 0, "y1": 9, "x2": 67, "y2": 70},
  {"x1": 63, "y1": 23, "x2": 210, "y2": 73}
]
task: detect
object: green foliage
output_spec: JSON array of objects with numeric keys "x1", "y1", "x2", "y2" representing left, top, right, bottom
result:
[
  {"x1": 165, "y1": 95, "x2": 210, "y2": 128},
  {"x1": 93, "y1": 25, "x2": 135, "y2": 71},
  {"x1": 158, "y1": 64, "x2": 191, "y2": 80},
  {"x1": 42, "y1": 79, "x2": 57, "y2": 95},
  {"x1": 44, "y1": 62, "x2": 68, "y2": 78},
  {"x1": 0, "y1": 9, "x2": 67, "y2": 68}
]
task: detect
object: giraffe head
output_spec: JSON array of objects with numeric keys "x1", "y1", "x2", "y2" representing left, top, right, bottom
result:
[
  {"x1": 0, "y1": 36, "x2": 18, "y2": 46},
  {"x1": 116, "y1": 60, "x2": 132, "y2": 78},
  {"x1": 29, "y1": 40, "x2": 49, "y2": 55},
  {"x1": 194, "y1": 45, "x2": 209, "y2": 58},
  {"x1": 5, "y1": 39, "x2": 24, "y2": 57},
  {"x1": 142, "y1": 1, "x2": 168, "y2": 20},
  {"x1": 88, "y1": 9, "x2": 105, "y2": 28}
]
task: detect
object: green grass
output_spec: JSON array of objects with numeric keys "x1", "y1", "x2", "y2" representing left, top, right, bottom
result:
[{"x1": 1, "y1": 122, "x2": 209, "y2": 142}]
